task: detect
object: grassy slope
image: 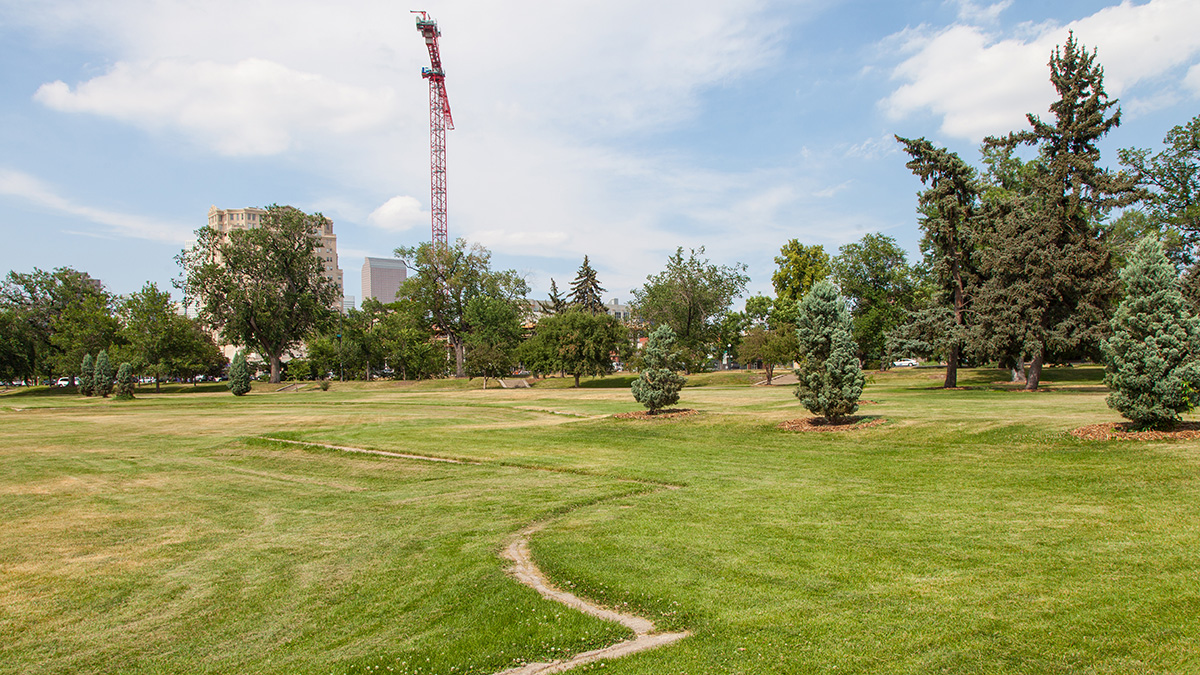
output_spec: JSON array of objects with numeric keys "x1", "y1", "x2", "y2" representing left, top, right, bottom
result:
[{"x1": 2, "y1": 368, "x2": 1199, "y2": 674}]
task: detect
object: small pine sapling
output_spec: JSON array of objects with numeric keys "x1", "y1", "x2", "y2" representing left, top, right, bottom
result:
[
  {"x1": 795, "y1": 280, "x2": 864, "y2": 424},
  {"x1": 79, "y1": 353, "x2": 94, "y2": 396},
  {"x1": 1102, "y1": 238, "x2": 1200, "y2": 428},
  {"x1": 229, "y1": 350, "x2": 252, "y2": 396},
  {"x1": 114, "y1": 363, "x2": 135, "y2": 400},
  {"x1": 93, "y1": 350, "x2": 113, "y2": 398},
  {"x1": 631, "y1": 324, "x2": 686, "y2": 414}
]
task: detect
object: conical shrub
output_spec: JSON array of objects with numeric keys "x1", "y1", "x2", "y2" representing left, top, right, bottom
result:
[
  {"x1": 229, "y1": 350, "x2": 252, "y2": 396},
  {"x1": 794, "y1": 280, "x2": 864, "y2": 423},
  {"x1": 631, "y1": 325, "x2": 686, "y2": 414},
  {"x1": 93, "y1": 350, "x2": 113, "y2": 398},
  {"x1": 79, "y1": 353, "x2": 94, "y2": 396}
]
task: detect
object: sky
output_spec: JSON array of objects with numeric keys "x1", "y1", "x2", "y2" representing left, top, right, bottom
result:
[{"x1": 2, "y1": 0, "x2": 1199, "y2": 310}]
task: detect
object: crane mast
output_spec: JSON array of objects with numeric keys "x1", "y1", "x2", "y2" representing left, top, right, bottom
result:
[{"x1": 413, "y1": 11, "x2": 453, "y2": 247}]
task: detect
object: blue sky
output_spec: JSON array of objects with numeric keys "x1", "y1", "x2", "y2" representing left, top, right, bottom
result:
[{"x1": 2, "y1": 0, "x2": 1199, "y2": 309}]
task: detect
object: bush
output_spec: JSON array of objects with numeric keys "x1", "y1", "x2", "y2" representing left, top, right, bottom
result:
[
  {"x1": 794, "y1": 280, "x2": 864, "y2": 423},
  {"x1": 114, "y1": 363, "x2": 135, "y2": 400},
  {"x1": 229, "y1": 351, "x2": 252, "y2": 396},
  {"x1": 631, "y1": 325, "x2": 686, "y2": 414},
  {"x1": 79, "y1": 354, "x2": 94, "y2": 396},
  {"x1": 1102, "y1": 238, "x2": 1200, "y2": 428},
  {"x1": 93, "y1": 351, "x2": 113, "y2": 398},
  {"x1": 319, "y1": 380, "x2": 331, "y2": 391}
]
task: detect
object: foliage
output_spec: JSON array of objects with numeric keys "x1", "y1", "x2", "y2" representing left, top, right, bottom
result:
[
  {"x1": 526, "y1": 310, "x2": 627, "y2": 387},
  {"x1": 1101, "y1": 238, "x2": 1200, "y2": 428},
  {"x1": 1, "y1": 267, "x2": 118, "y2": 382},
  {"x1": 1119, "y1": 114, "x2": 1200, "y2": 266},
  {"x1": 177, "y1": 204, "x2": 341, "y2": 383},
  {"x1": 976, "y1": 34, "x2": 1138, "y2": 390},
  {"x1": 895, "y1": 136, "x2": 981, "y2": 386},
  {"x1": 464, "y1": 294, "x2": 524, "y2": 389},
  {"x1": 120, "y1": 282, "x2": 223, "y2": 390},
  {"x1": 229, "y1": 350, "x2": 251, "y2": 396},
  {"x1": 0, "y1": 308, "x2": 36, "y2": 385},
  {"x1": 78, "y1": 353, "x2": 94, "y2": 396},
  {"x1": 630, "y1": 247, "x2": 749, "y2": 372},
  {"x1": 394, "y1": 239, "x2": 528, "y2": 378},
  {"x1": 772, "y1": 240, "x2": 830, "y2": 306},
  {"x1": 568, "y1": 256, "x2": 607, "y2": 315},
  {"x1": 831, "y1": 233, "x2": 919, "y2": 364},
  {"x1": 736, "y1": 325, "x2": 797, "y2": 384},
  {"x1": 93, "y1": 350, "x2": 113, "y2": 398},
  {"x1": 114, "y1": 362, "x2": 135, "y2": 400},
  {"x1": 545, "y1": 278, "x2": 568, "y2": 315},
  {"x1": 794, "y1": 280, "x2": 864, "y2": 423},
  {"x1": 631, "y1": 324, "x2": 686, "y2": 414}
]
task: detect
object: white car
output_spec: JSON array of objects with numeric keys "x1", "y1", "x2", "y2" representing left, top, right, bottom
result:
[
  {"x1": 892, "y1": 358, "x2": 919, "y2": 367},
  {"x1": 55, "y1": 377, "x2": 72, "y2": 387}
]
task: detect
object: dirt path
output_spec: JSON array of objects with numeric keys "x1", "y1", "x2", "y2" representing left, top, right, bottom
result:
[
  {"x1": 259, "y1": 435, "x2": 690, "y2": 672},
  {"x1": 496, "y1": 524, "x2": 690, "y2": 674}
]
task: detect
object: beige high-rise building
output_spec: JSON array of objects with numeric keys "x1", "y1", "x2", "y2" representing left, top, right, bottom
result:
[
  {"x1": 361, "y1": 257, "x2": 408, "y2": 304},
  {"x1": 207, "y1": 206, "x2": 345, "y2": 302}
]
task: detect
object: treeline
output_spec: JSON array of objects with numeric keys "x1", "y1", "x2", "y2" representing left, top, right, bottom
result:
[{"x1": 0, "y1": 269, "x2": 225, "y2": 387}]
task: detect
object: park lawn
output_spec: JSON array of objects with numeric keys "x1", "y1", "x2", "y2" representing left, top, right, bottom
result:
[{"x1": 2, "y1": 367, "x2": 1199, "y2": 674}]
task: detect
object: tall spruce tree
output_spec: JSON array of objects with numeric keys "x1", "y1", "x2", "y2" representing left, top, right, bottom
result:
[
  {"x1": 229, "y1": 350, "x2": 251, "y2": 396},
  {"x1": 114, "y1": 363, "x2": 135, "y2": 400},
  {"x1": 631, "y1": 324, "x2": 686, "y2": 414},
  {"x1": 794, "y1": 280, "x2": 864, "y2": 423},
  {"x1": 1102, "y1": 238, "x2": 1200, "y2": 428},
  {"x1": 78, "y1": 353, "x2": 94, "y2": 396},
  {"x1": 895, "y1": 136, "x2": 981, "y2": 387},
  {"x1": 569, "y1": 256, "x2": 607, "y2": 315},
  {"x1": 976, "y1": 33, "x2": 1138, "y2": 390},
  {"x1": 93, "y1": 350, "x2": 112, "y2": 398},
  {"x1": 546, "y1": 278, "x2": 568, "y2": 315}
]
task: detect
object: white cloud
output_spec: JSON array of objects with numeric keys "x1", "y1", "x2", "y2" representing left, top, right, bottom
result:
[
  {"x1": 35, "y1": 59, "x2": 398, "y2": 156},
  {"x1": 366, "y1": 196, "x2": 427, "y2": 232},
  {"x1": 1184, "y1": 63, "x2": 1200, "y2": 95},
  {"x1": 882, "y1": 0, "x2": 1200, "y2": 141},
  {"x1": 0, "y1": 168, "x2": 191, "y2": 242},
  {"x1": 949, "y1": 0, "x2": 1012, "y2": 24}
]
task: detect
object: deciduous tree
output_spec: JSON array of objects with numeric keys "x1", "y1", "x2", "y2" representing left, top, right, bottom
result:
[
  {"x1": 177, "y1": 205, "x2": 341, "y2": 383},
  {"x1": 631, "y1": 247, "x2": 749, "y2": 372},
  {"x1": 832, "y1": 233, "x2": 919, "y2": 365},
  {"x1": 527, "y1": 310, "x2": 626, "y2": 387}
]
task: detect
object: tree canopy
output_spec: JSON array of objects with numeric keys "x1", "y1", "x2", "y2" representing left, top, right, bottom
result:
[
  {"x1": 177, "y1": 205, "x2": 341, "y2": 383},
  {"x1": 569, "y1": 256, "x2": 607, "y2": 315},
  {"x1": 631, "y1": 247, "x2": 749, "y2": 372}
]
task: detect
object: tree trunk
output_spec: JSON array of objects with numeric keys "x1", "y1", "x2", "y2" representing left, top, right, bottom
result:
[
  {"x1": 1025, "y1": 351, "x2": 1043, "y2": 391},
  {"x1": 765, "y1": 364, "x2": 775, "y2": 385},
  {"x1": 943, "y1": 343, "x2": 959, "y2": 388},
  {"x1": 453, "y1": 339, "x2": 465, "y2": 378},
  {"x1": 574, "y1": 373, "x2": 581, "y2": 387},
  {"x1": 269, "y1": 352, "x2": 282, "y2": 383}
]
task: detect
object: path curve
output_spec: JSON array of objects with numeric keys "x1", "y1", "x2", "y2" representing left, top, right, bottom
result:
[
  {"x1": 259, "y1": 435, "x2": 689, "y2": 672},
  {"x1": 496, "y1": 523, "x2": 689, "y2": 674}
]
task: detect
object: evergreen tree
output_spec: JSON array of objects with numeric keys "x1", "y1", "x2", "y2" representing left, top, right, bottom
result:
[
  {"x1": 794, "y1": 281, "x2": 864, "y2": 423},
  {"x1": 631, "y1": 324, "x2": 686, "y2": 414},
  {"x1": 93, "y1": 350, "x2": 113, "y2": 398},
  {"x1": 546, "y1": 278, "x2": 568, "y2": 315},
  {"x1": 569, "y1": 256, "x2": 607, "y2": 315},
  {"x1": 895, "y1": 136, "x2": 981, "y2": 387},
  {"x1": 1102, "y1": 238, "x2": 1200, "y2": 428},
  {"x1": 79, "y1": 353, "x2": 94, "y2": 396},
  {"x1": 114, "y1": 362, "x2": 135, "y2": 400},
  {"x1": 229, "y1": 350, "x2": 251, "y2": 396},
  {"x1": 977, "y1": 33, "x2": 1138, "y2": 390}
]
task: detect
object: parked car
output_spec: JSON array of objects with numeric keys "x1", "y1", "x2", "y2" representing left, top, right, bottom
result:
[
  {"x1": 892, "y1": 358, "x2": 919, "y2": 368},
  {"x1": 55, "y1": 377, "x2": 72, "y2": 387}
]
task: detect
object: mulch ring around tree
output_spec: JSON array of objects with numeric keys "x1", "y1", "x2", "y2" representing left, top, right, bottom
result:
[
  {"x1": 613, "y1": 409, "x2": 699, "y2": 420},
  {"x1": 778, "y1": 416, "x2": 886, "y2": 432},
  {"x1": 1070, "y1": 421, "x2": 1200, "y2": 441}
]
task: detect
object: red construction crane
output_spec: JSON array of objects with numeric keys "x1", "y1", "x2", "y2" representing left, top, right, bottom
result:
[{"x1": 412, "y1": 11, "x2": 454, "y2": 247}]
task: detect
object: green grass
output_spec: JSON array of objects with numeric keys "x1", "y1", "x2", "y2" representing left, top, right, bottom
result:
[{"x1": 2, "y1": 368, "x2": 1198, "y2": 674}]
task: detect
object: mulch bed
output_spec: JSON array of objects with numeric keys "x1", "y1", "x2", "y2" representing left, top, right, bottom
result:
[
  {"x1": 1070, "y1": 421, "x2": 1200, "y2": 441},
  {"x1": 613, "y1": 408, "x2": 698, "y2": 420},
  {"x1": 778, "y1": 416, "x2": 886, "y2": 433}
]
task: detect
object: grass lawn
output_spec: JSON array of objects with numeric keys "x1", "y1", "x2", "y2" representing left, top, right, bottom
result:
[{"x1": 2, "y1": 367, "x2": 1198, "y2": 674}]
